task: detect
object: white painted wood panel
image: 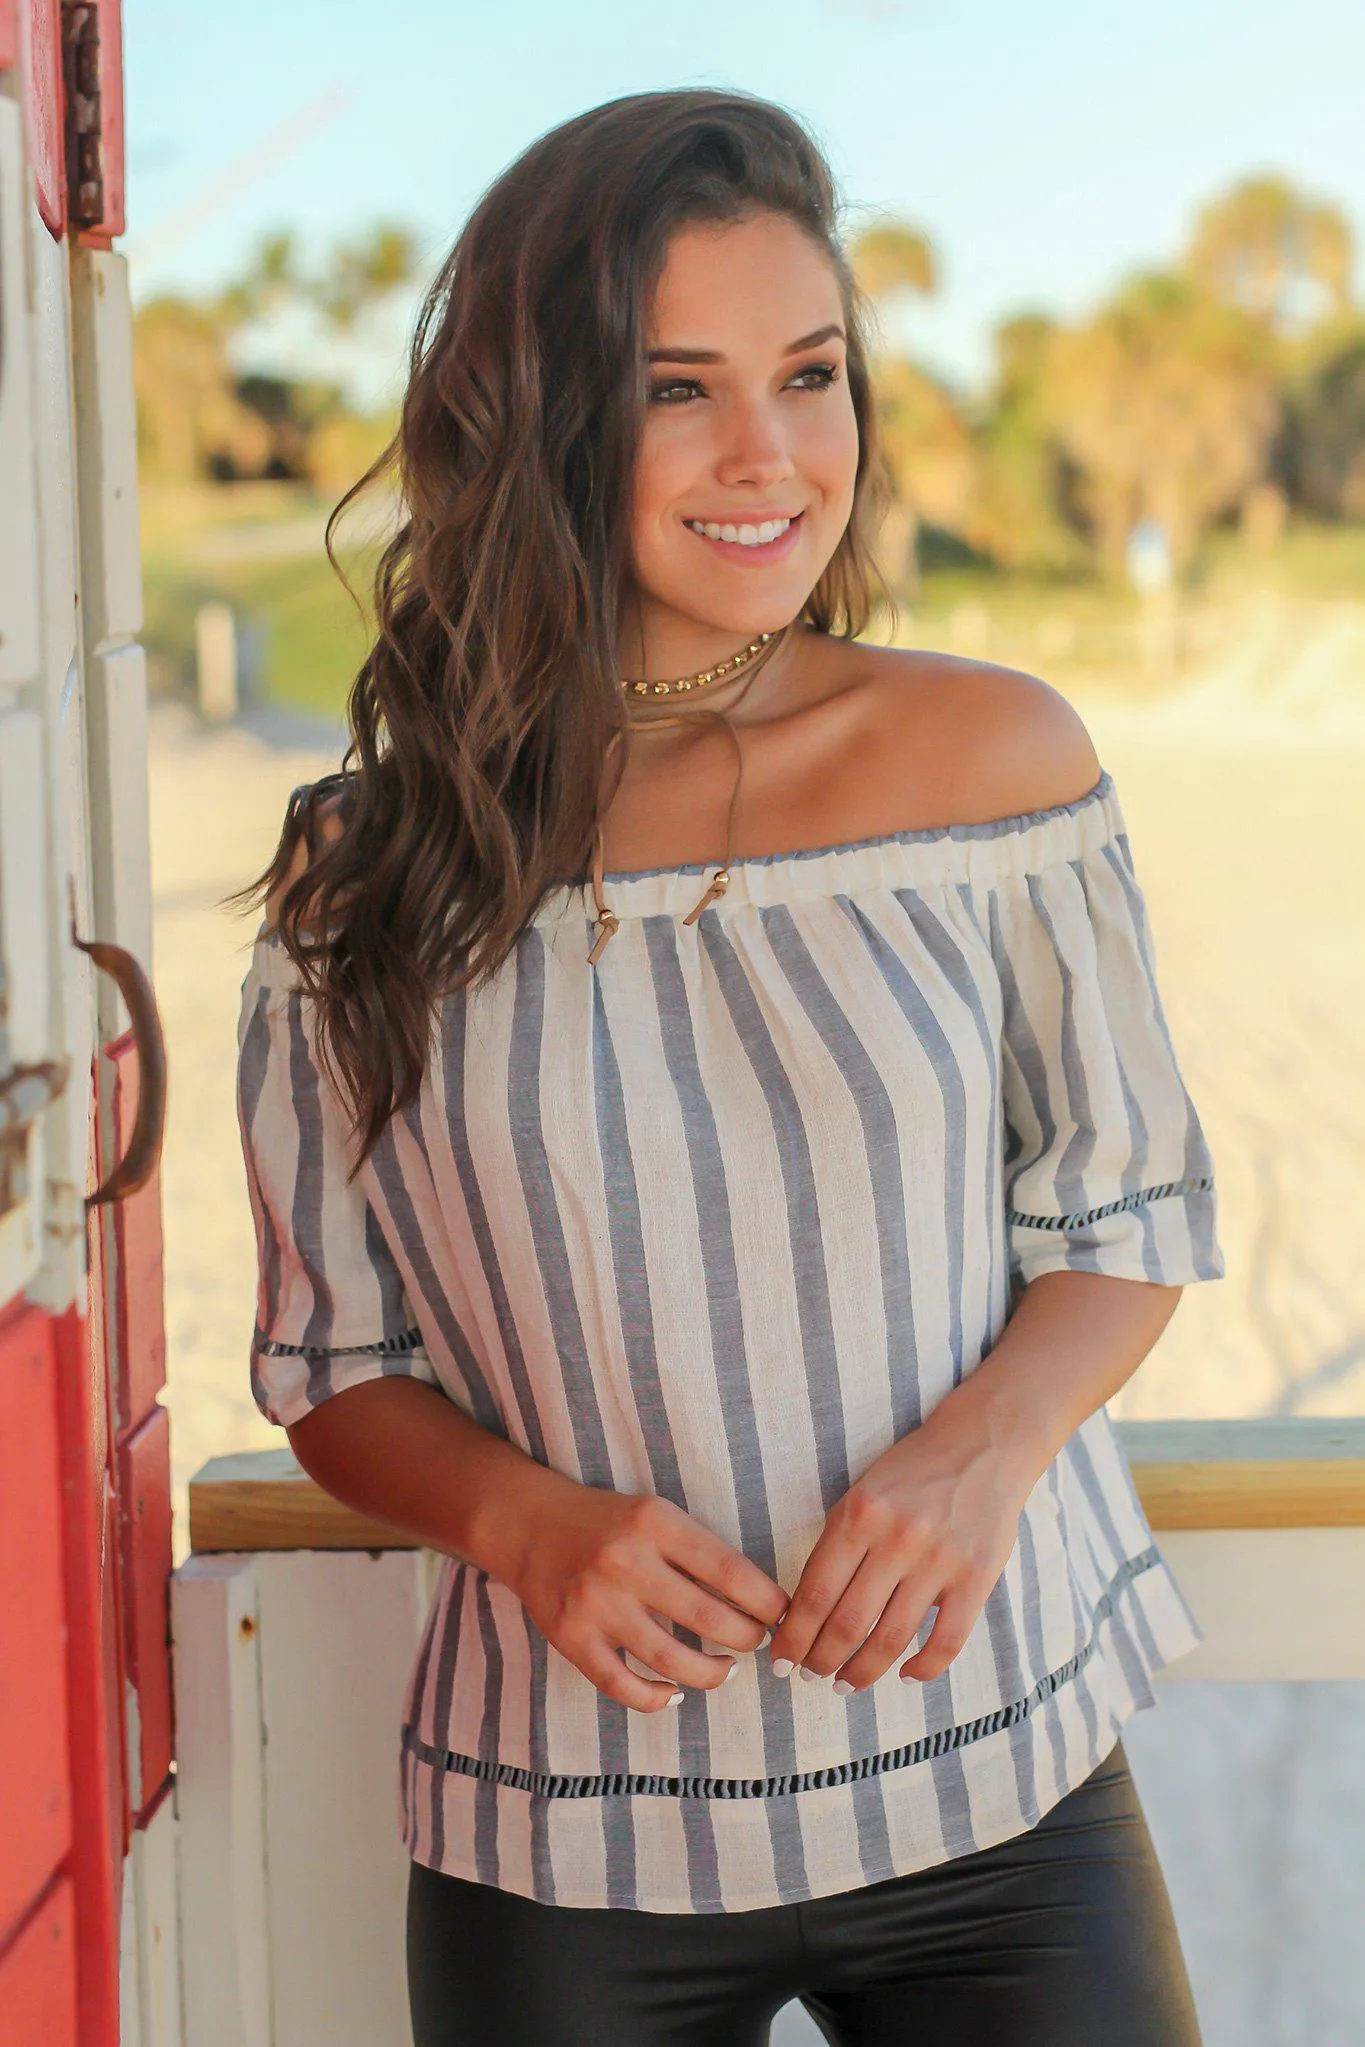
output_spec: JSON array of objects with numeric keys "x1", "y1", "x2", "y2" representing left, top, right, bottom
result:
[
  {"x1": 125, "y1": 1797, "x2": 186, "y2": 2047},
  {"x1": 83, "y1": 641, "x2": 153, "y2": 1029},
  {"x1": 171, "y1": 1556, "x2": 272, "y2": 2047},
  {"x1": 119, "y1": 1850, "x2": 141, "y2": 2047},
  {"x1": 70, "y1": 244, "x2": 150, "y2": 1043},
  {"x1": 22, "y1": 172, "x2": 93, "y2": 1324},
  {"x1": 1157, "y1": 1528, "x2": 1365, "y2": 1681},
  {"x1": 0, "y1": 98, "x2": 40, "y2": 693},
  {"x1": 69, "y1": 249, "x2": 144, "y2": 647},
  {"x1": 173, "y1": 1549, "x2": 430, "y2": 2047},
  {"x1": 0, "y1": 707, "x2": 54, "y2": 1301},
  {"x1": 255, "y1": 1550, "x2": 427, "y2": 2047}
]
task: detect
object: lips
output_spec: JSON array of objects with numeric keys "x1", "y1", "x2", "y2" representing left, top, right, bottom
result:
[{"x1": 683, "y1": 510, "x2": 805, "y2": 561}]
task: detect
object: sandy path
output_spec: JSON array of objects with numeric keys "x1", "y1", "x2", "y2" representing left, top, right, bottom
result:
[{"x1": 148, "y1": 663, "x2": 1365, "y2": 1553}]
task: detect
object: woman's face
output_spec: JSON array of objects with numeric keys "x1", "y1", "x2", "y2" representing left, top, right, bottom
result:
[{"x1": 627, "y1": 210, "x2": 860, "y2": 659}]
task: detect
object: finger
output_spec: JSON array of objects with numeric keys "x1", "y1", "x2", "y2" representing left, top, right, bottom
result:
[
  {"x1": 646, "y1": 1563, "x2": 779, "y2": 1655},
  {"x1": 798, "y1": 1553, "x2": 905, "y2": 1678},
  {"x1": 664, "y1": 1517, "x2": 790, "y2": 1630},
  {"x1": 898, "y1": 1584, "x2": 982, "y2": 1683},
  {"x1": 578, "y1": 1640, "x2": 685, "y2": 1714},
  {"x1": 829, "y1": 1571, "x2": 943, "y2": 1691},
  {"x1": 622, "y1": 1614, "x2": 739, "y2": 1692},
  {"x1": 767, "y1": 1531, "x2": 865, "y2": 1673}
]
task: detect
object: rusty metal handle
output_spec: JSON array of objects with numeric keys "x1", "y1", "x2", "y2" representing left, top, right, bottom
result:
[{"x1": 71, "y1": 888, "x2": 168, "y2": 1208}]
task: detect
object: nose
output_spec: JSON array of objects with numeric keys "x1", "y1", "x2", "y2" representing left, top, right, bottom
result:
[{"x1": 714, "y1": 393, "x2": 796, "y2": 493}]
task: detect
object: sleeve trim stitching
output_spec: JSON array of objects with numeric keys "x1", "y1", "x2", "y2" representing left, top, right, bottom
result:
[
  {"x1": 1009, "y1": 1175, "x2": 1214, "y2": 1234},
  {"x1": 254, "y1": 1325, "x2": 426, "y2": 1358}
]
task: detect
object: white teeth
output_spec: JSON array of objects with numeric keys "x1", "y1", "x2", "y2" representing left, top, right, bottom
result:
[{"x1": 687, "y1": 516, "x2": 794, "y2": 546}]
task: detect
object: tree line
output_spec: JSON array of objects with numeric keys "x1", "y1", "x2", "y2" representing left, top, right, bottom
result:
[
  {"x1": 134, "y1": 174, "x2": 1365, "y2": 590},
  {"x1": 856, "y1": 175, "x2": 1364, "y2": 589}
]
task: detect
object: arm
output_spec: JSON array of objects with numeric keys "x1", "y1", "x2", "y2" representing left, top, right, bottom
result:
[
  {"x1": 925, "y1": 1269, "x2": 1181, "y2": 1482},
  {"x1": 765, "y1": 1276, "x2": 1180, "y2": 1694},
  {"x1": 287, "y1": 1377, "x2": 787, "y2": 1709},
  {"x1": 286, "y1": 1375, "x2": 578, "y2": 1584}
]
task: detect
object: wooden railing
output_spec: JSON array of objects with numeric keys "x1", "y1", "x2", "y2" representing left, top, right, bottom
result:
[{"x1": 187, "y1": 1417, "x2": 1365, "y2": 1551}]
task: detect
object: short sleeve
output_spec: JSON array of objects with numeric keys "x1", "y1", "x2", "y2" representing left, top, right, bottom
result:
[
  {"x1": 235, "y1": 926, "x2": 442, "y2": 1428},
  {"x1": 990, "y1": 784, "x2": 1224, "y2": 1290}
]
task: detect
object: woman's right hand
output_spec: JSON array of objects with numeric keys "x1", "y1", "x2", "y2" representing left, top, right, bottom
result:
[{"x1": 508, "y1": 1478, "x2": 791, "y2": 1712}]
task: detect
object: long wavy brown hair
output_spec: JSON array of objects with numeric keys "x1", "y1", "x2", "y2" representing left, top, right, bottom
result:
[{"x1": 225, "y1": 88, "x2": 888, "y2": 1174}]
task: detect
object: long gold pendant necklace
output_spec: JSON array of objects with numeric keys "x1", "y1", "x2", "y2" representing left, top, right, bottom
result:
[{"x1": 588, "y1": 624, "x2": 792, "y2": 964}]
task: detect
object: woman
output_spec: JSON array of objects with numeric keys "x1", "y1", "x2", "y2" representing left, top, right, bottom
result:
[{"x1": 233, "y1": 88, "x2": 1222, "y2": 2046}]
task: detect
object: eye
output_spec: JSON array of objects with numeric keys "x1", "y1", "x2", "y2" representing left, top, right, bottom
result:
[
  {"x1": 649, "y1": 378, "x2": 705, "y2": 405},
  {"x1": 789, "y1": 361, "x2": 840, "y2": 392}
]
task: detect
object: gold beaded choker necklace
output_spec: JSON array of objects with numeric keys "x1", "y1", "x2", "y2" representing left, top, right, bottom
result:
[
  {"x1": 589, "y1": 624, "x2": 793, "y2": 963},
  {"x1": 620, "y1": 630, "x2": 775, "y2": 699}
]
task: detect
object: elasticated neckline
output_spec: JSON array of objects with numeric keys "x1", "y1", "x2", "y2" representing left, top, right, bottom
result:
[
  {"x1": 251, "y1": 770, "x2": 1125, "y2": 972},
  {"x1": 592, "y1": 769, "x2": 1115, "y2": 886},
  {"x1": 536, "y1": 770, "x2": 1124, "y2": 930}
]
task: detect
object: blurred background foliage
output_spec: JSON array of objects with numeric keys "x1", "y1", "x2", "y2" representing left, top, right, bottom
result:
[{"x1": 135, "y1": 173, "x2": 1365, "y2": 718}]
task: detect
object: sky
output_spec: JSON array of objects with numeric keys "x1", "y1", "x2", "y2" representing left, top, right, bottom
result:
[{"x1": 122, "y1": 0, "x2": 1365, "y2": 406}]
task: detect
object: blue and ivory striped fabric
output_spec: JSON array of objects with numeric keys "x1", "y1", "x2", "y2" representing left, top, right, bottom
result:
[{"x1": 236, "y1": 769, "x2": 1223, "y2": 1914}]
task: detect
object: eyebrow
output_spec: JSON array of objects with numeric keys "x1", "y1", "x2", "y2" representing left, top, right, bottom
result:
[{"x1": 646, "y1": 323, "x2": 846, "y2": 365}]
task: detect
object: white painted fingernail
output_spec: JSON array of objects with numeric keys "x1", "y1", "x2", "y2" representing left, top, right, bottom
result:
[
  {"x1": 757, "y1": 1629, "x2": 772, "y2": 1649},
  {"x1": 798, "y1": 1664, "x2": 821, "y2": 1682},
  {"x1": 668, "y1": 1688, "x2": 685, "y2": 1704},
  {"x1": 720, "y1": 1660, "x2": 738, "y2": 1684},
  {"x1": 772, "y1": 1657, "x2": 795, "y2": 1678},
  {"x1": 833, "y1": 1679, "x2": 855, "y2": 1695}
]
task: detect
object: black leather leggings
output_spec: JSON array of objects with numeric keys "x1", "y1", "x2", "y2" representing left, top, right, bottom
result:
[{"x1": 406, "y1": 1738, "x2": 1201, "y2": 2046}]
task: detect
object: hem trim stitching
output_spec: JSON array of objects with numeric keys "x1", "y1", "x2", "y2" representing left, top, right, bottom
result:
[{"x1": 401, "y1": 1548, "x2": 1161, "y2": 1801}]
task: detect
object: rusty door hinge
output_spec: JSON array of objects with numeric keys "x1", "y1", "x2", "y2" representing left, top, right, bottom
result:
[{"x1": 62, "y1": 3, "x2": 104, "y2": 232}]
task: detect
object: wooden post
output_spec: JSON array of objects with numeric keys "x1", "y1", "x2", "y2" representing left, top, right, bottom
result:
[{"x1": 194, "y1": 602, "x2": 238, "y2": 723}]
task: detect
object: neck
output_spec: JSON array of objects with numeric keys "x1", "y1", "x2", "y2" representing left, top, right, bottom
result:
[
  {"x1": 617, "y1": 603, "x2": 796, "y2": 688},
  {"x1": 623, "y1": 622, "x2": 797, "y2": 731}
]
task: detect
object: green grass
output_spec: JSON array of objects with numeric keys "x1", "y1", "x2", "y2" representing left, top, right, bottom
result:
[
  {"x1": 1196, "y1": 516, "x2": 1365, "y2": 601},
  {"x1": 140, "y1": 482, "x2": 380, "y2": 721},
  {"x1": 143, "y1": 545, "x2": 374, "y2": 720}
]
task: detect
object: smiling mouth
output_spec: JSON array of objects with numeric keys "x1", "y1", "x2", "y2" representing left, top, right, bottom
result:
[{"x1": 684, "y1": 512, "x2": 802, "y2": 547}]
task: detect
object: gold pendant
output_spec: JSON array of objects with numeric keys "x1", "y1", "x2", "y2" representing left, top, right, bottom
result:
[
  {"x1": 681, "y1": 870, "x2": 730, "y2": 925},
  {"x1": 587, "y1": 907, "x2": 619, "y2": 965}
]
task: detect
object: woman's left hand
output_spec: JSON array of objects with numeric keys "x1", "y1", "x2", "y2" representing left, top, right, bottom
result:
[{"x1": 767, "y1": 1413, "x2": 1045, "y2": 1691}]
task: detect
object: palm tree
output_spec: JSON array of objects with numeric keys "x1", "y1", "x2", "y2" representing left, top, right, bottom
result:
[
  {"x1": 849, "y1": 220, "x2": 937, "y2": 305},
  {"x1": 1281, "y1": 315, "x2": 1365, "y2": 518},
  {"x1": 970, "y1": 313, "x2": 1086, "y2": 573},
  {"x1": 848, "y1": 219, "x2": 973, "y2": 595},
  {"x1": 1042, "y1": 270, "x2": 1280, "y2": 578},
  {"x1": 133, "y1": 223, "x2": 422, "y2": 486},
  {"x1": 1184, "y1": 175, "x2": 1353, "y2": 332}
]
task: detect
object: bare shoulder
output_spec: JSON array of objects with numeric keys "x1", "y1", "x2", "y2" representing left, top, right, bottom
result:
[
  {"x1": 263, "y1": 784, "x2": 348, "y2": 934},
  {"x1": 847, "y1": 644, "x2": 1102, "y2": 823}
]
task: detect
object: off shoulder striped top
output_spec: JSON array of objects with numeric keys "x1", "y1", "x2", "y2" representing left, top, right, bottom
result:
[{"x1": 235, "y1": 768, "x2": 1223, "y2": 1914}]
